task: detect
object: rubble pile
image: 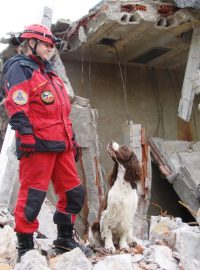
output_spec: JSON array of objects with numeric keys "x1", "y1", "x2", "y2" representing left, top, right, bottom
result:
[{"x1": 1, "y1": 215, "x2": 200, "y2": 270}]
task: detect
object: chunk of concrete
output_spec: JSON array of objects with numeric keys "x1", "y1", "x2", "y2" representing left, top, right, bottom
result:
[
  {"x1": 51, "y1": 248, "x2": 93, "y2": 270},
  {"x1": 148, "y1": 245, "x2": 179, "y2": 270},
  {"x1": 14, "y1": 250, "x2": 50, "y2": 270},
  {"x1": 94, "y1": 254, "x2": 133, "y2": 270},
  {"x1": 0, "y1": 225, "x2": 17, "y2": 265}
]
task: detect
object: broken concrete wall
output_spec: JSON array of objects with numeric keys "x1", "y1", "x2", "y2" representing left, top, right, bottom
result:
[
  {"x1": 149, "y1": 137, "x2": 200, "y2": 223},
  {"x1": 173, "y1": 0, "x2": 200, "y2": 9},
  {"x1": 63, "y1": 60, "x2": 200, "y2": 172},
  {"x1": 70, "y1": 99, "x2": 106, "y2": 236},
  {"x1": 122, "y1": 121, "x2": 152, "y2": 239},
  {"x1": 0, "y1": 59, "x2": 8, "y2": 149}
]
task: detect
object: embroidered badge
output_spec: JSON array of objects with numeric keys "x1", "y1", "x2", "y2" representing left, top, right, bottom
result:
[
  {"x1": 41, "y1": 90, "x2": 54, "y2": 104},
  {"x1": 12, "y1": 90, "x2": 28, "y2": 105}
]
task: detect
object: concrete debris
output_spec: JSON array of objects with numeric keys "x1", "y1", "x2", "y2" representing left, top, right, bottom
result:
[
  {"x1": 14, "y1": 250, "x2": 50, "y2": 270},
  {"x1": 196, "y1": 208, "x2": 200, "y2": 226},
  {"x1": 0, "y1": 225, "x2": 17, "y2": 266},
  {"x1": 178, "y1": 26, "x2": 200, "y2": 122},
  {"x1": 122, "y1": 121, "x2": 152, "y2": 240},
  {"x1": 175, "y1": 226, "x2": 200, "y2": 261},
  {"x1": 78, "y1": 26, "x2": 87, "y2": 43},
  {"x1": 34, "y1": 238, "x2": 53, "y2": 258},
  {"x1": 1, "y1": 216, "x2": 200, "y2": 269},
  {"x1": 173, "y1": 0, "x2": 200, "y2": 9},
  {"x1": 51, "y1": 52, "x2": 75, "y2": 99},
  {"x1": 0, "y1": 103, "x2": 8, "y2": 149},
  {"x1": 149, "y1": 216, "x2": 189, "y2": 246},
  {"x1": 149, "y1": 216, "x2": 200, "y2": 265},
  {"x1": 54, "y1": 0, "x2": 198, "y2": 68},
  {"x1": 89, "y1": 0, "x2": 105, "y2": 14},
  {"x1": 50, "y1": 248, "x2": 93, "y2": 270},
  {"x1": 94, "y1": 254, "x2": 133, "y2": 270},
  {"x1": 179, "y1": 256, "x2": 200, "y2": 270},
  {"x1": 70, "y1": 102, "x2": 105, "y2": 230},
  {"x1": 0, "y1": 124, "x2": 19, "y2": 210},
  {"x1": 0, "y1": 209, "x2": 15, "y2": 228},
  {"x1": 52, "y1": 19, "x2": 72, "y2": 32},
  {"x1": 148, "y1": 245, "x2": 179, "y2": 270},
  {"x1": 149, "y1": 137, "x2": 200, "y2": 219}
]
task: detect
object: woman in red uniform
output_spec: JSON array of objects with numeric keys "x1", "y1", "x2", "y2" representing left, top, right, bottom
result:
[{"x1": 3, "y1": 24, "x2": 91, "y2": 260}]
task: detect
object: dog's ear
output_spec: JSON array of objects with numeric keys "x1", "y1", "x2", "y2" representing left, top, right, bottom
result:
[
  {"x1": 124, "y1": 153, "x2": 142, "y2": 188},
  {"x1": 108, "y1": 163, "x2": 118, "y2": 187}
]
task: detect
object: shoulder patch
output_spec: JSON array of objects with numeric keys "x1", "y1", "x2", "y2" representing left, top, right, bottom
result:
[{"x1": 12, "y1": 90, "x2": 28, "y2": 105}]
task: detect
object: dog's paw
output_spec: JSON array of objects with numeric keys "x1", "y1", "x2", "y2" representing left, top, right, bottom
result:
[
  {"x1": 105, "y1": 244, "x2": 116, "y2": 253},
  {"x1": 119, "y1": 242, "x2": 129, "y2": 251},
  {"x1": 127, "y1": 235, "x2": 139, "y2": 245},
  {"x1": 119, "y1": 237, "x2": 130, "y2": 250}
]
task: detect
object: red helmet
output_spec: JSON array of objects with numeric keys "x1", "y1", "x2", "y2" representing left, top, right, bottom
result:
[{"x1": 20, "y1": 24, "x2": 55, "y2": 46}]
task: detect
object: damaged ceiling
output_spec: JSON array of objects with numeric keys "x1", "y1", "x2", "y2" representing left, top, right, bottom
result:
[
  {"x1": 51, "y1": 0, "x2": 200, "y2": 70},
  {"x1": 1, "y1": 1, "x2": 200, "y2": 70}
]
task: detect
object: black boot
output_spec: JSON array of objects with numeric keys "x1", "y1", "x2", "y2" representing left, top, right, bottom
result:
[
  {"x1": 16, "y1": 233, "x2": 34, "y2": 263},
  {"x1": 53, "y1": 224, "x2": 93, "y2": 257}
]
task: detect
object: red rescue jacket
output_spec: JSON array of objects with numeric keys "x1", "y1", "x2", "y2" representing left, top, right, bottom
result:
[{"x1": 3, "y1": 54, "x2": 73, "y2": 157}]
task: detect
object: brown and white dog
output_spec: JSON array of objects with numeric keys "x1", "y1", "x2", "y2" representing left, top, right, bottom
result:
[{"x1": 89, "y1": 141, "x2": 142, "y2": 252}]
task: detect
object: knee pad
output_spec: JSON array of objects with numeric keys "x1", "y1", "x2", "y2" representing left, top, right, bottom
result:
[{"x1": 24, "y1": 188, "x2": 46, "y2": 222}]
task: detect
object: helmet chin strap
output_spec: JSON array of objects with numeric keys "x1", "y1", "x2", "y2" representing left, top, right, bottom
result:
[
  {"x1": 28, "y1": 39, "x2": 44, "y2": 63},
  {"x1": 28, "y1": 39, "x2": 38, "y2": 55}
]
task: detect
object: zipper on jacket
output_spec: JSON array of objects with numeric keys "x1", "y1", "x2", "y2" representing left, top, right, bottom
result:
[{"x1": 41, "y1": 71, "x2": 70, "y2": 140}]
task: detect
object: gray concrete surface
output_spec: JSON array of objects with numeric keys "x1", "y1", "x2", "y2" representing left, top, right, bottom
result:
[{"x1": 64, "y1": 60, "x2": 200, "y2": 172}]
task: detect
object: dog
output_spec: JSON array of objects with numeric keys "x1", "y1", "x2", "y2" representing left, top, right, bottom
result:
[{"x1": 89, "y1": 141, "x2": 142, "y2": 253}]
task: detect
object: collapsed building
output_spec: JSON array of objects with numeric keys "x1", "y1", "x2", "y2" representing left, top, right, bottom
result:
[
  {"x1": 50, "y1": 0, "x2": 200, "y2": 223},
  {"x1": 1, "y1": 0, "x2": 200, "y2": 253}
]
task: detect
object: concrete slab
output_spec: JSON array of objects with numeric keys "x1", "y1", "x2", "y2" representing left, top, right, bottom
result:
[{"x1": 149, "y1": 137, "x2": 200, "y2": 216}]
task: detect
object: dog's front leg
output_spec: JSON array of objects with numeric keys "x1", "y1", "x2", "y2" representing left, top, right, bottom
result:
[
  {"x1": 103, "y1": 230, "x2": 116, "y2": 253},
  {"x1": 127, "y1": 227, "x2": 134, "y2": 245},
  {"x1": 100, "y1": 211, "x2": 116, "y2": 253},
  {"x1": 119, "y1": 233, "x2": 129, "y2": 250}
]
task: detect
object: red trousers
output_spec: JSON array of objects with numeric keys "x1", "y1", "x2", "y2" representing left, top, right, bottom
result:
[{"x1": 15, "y1": 149, "x2": 84, "y2": 233}]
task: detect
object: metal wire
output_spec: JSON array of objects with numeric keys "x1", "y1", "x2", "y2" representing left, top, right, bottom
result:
[
  {"x1": 88, "y1": 46, "x2": 92, "y2": 95},
  {"x1": 167, "y1": 69, "x2": 178, "y2": 102},
  {"x1": 150, "y1": 68, "x2": 164, "y2": 137},
  {"x1": 114, "y1": 45, "x2": 130, "y2": 124}
]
